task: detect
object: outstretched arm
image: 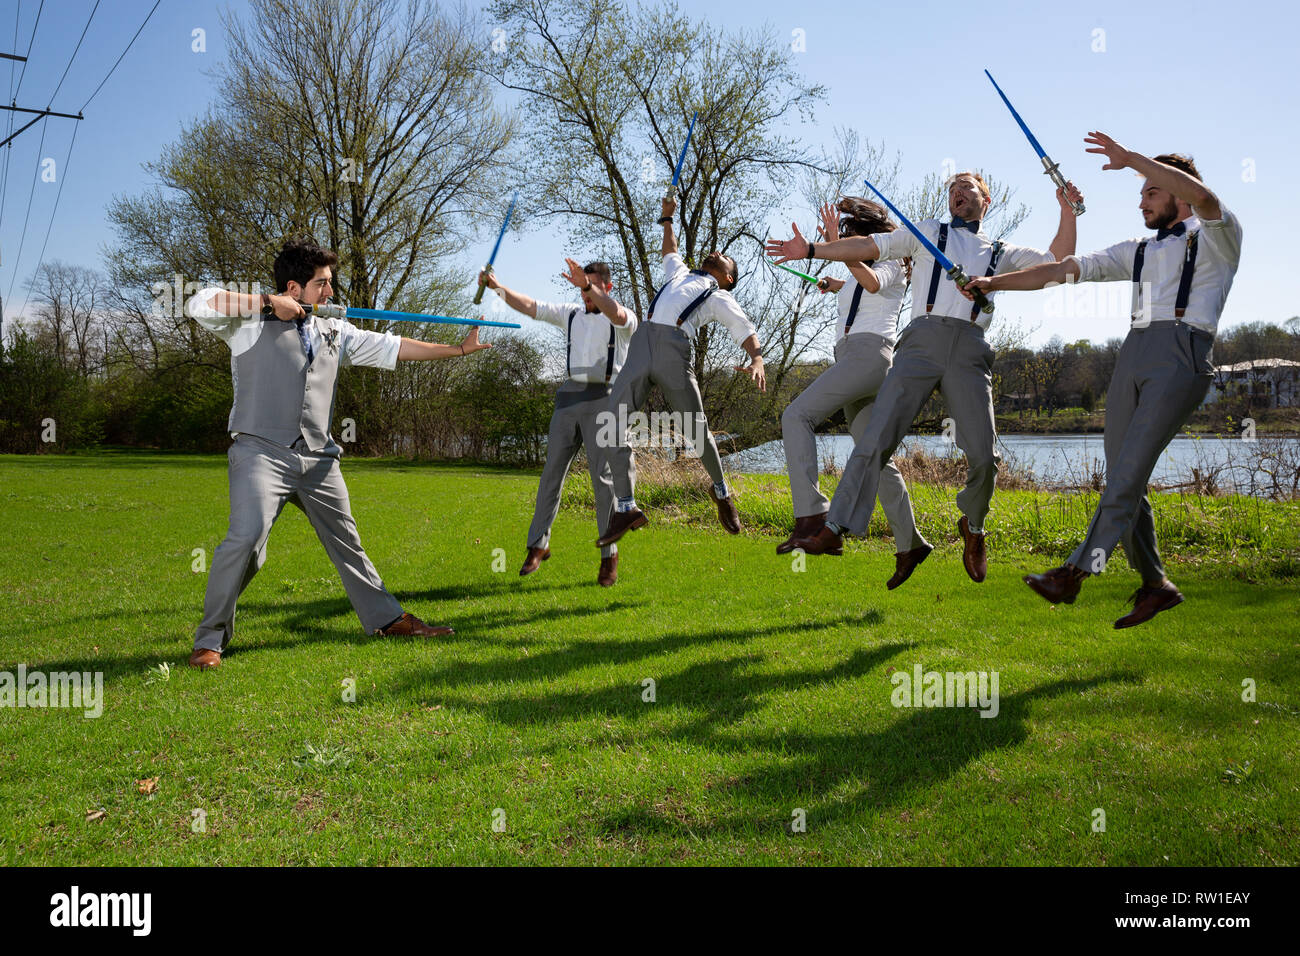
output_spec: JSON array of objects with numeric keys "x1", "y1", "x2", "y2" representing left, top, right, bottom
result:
[
  {"x1": 478, "y1": 269, "x2": 538, "y2": 318},
  {"x1": 660, "y1": 195, "x2": 679, "y2": 257},
  {"x1": 963, "y1": 259, "x2": 1082, "y2": 298},
  {"x1": 1047, "y1": 183, "x2": 1086, "y2": 261},
  {"x1": 561, "y1": 259, "x2": 632, "y2": 327},
  {"x1": 1085, "y1": 130, "x2": 1221, "y2": 221},
  {"x1": 766, "y1": 223, "x2": 880, "y2": 265},
  {"x1": 397, "y1": 328, "x2": 493, "y2": 361}
]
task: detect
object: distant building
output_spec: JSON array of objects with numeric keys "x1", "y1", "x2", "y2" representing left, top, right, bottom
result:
[{"x1": 1204, "y1": 359, "x2": 1300, "y2": 408}]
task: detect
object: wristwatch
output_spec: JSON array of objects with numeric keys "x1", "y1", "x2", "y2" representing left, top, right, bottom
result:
[{"x1": 260, "y1": 293, "x2": 273, "y2": 317}]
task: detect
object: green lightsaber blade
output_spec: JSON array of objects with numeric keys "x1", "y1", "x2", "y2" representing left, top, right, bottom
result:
[{"x1": 770, "y1": 259, "x2": 819, "y2": 285}]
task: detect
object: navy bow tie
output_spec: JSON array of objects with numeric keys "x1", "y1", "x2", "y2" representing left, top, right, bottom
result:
[
  {"x1": 949, "y1": 216, "x2": 980, "y2": 233},
  {"x1": 1156, "y1": 221, "x2": 1187, "y2": 241}
]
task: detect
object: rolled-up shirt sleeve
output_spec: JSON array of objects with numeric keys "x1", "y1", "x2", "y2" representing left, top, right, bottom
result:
[
  {"x1": 708, "y1": 292, "x2": 758, "y2": 347},
  {"x1": 1069, "y1": 239, "x2": 1139, "y2": 283},
  {"x1": 999, "y1": 242, "x2": 1056, "y2": 273},
  {"x1": 186, "y1": 287, "x2": 263, "y2": 355},
  {"x1": 340, "y1": 323, "x2": 401, "y2": 369},
  {"x1": 871, "y1": 227, "x2": 922, "y2": 262},
  {"x1": 533, "y1": 301, "x2": 578, "y2": 329},
  {"x1": 1193, "y1": 203, "x2": 1243, "y2": 271}
]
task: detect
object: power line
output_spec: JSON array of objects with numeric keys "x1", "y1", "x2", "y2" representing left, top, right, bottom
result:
[
  {"x1": 17, "y1": 119, "x2": 78, "y2": 321},
  {"x1": 3, "y1": 112, "x2": 47, "y2": 317},
  {"x1": 79, "y1": 0, "x2": 162, "y2": 112},
  {"x1": 11, "y1": 0, "x2": 43, "y2": 101},
  {"x1": 1, "y1": 2, "x2": 19, "y2": 236},
  {"x1": 48, "y1": 0, "x2": 100, "y2": 106}
]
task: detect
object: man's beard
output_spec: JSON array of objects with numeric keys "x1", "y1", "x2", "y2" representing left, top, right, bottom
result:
[{"x1": 1145, "y1": 198, "x2": 1180, "y2": 230}]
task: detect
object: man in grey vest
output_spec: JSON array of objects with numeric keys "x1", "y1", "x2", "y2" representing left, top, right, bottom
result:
[
  {"x1": 596, "y1": 194, "x2": 767, "y2": 549},
  {"x1": 963, "y1": 135, "x2": 1242, "y2": 628},
  {"x1": 768, "y1": 172, "x2": 1082, "y2": 582},
  {"x1": 478, "y1": 258, "x2": 637, "y2": 587},
  {"x1": 187, "y1": 239, "x2": 492, "y2": 669}
]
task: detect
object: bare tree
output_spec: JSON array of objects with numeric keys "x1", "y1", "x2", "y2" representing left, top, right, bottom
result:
[{"x1": 26, "y1": 262, "x2": 104, "y2": 378}]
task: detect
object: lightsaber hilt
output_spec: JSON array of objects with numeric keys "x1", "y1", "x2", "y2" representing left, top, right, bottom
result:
[
  {"x1": 1041, "y1": 155, "x2": 1085, "y2": 216},
  {"x1": 948, "y1": 265, "x2": 994, "y2": 315},
  {"x1": 472, "y1": 265, "x2": 493, "y2": 305}
]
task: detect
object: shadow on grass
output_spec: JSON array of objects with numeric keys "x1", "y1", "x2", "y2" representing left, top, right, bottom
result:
[
  {"x1": 369, "y1": 611, "x2": 888, "y2": 710},
  {"x1": 597, "y1": 671, "x2": 1142, "y2": 838}
]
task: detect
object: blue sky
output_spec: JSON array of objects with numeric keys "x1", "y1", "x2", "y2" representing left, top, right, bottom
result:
[{"x1": 0, "y1": 0, "x2": 1293, "y2": 349}]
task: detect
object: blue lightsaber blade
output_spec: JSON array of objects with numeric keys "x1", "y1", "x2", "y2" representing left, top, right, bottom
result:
[
  {"x1": 862, "y1": 177, "x2": 994, "y2": 315},
  {"x1": 292, "y1": 303, "x2": 520, "y2": 329},
  {"x1": 666, "y1": 110, "x2": 698, "y2": 200},
  {"x1": 984, "y1": 70, "x2": 1085, "y2": 216},
  {"x1": 474, "y1": 190, "x2": 519, "y2": 304}
]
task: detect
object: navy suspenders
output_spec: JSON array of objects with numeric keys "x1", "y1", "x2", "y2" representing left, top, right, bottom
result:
[
  {"x1": 566, "y1": 306, "x2": 619, "y2": 384},
  {"x1": 603, "y1": 324, "x2": 616, "y2": 383},
  {"x1": 647, "y1": 269, "x2": 717, "y2": 330},
  {"x1": 565, "y1": 308, "x2": 577, "y2": 379},
  {"x1": 1132, "y1": 231, "x2": 1200, "y2": 322},
  {"x1": 924, "y1": 224, "x2": 949, "y2": 313},
  {"x1": 971, "y1": 242, "x2": 1003, "y2": 321},
  {"x1": 843, "y1": 282, "x2": 866, "y2": 333},
  {"x1": 925, "y1": 223, "x2": 1002, "y2": 321}
]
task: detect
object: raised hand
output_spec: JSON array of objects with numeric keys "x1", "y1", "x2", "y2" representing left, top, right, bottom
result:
[
  {"x1": 1084, "y1": 131, "x2": 1132, "y2": 171},
  {"x1": 560, "y1": 258, "x2": 589, "y2": 289},
  {"x1": 460, "y1": 327, "x2": 492, "y2": 354},
  {"x1": 477, "y1": 268, "x2": 499, "y2": 290},
  {"x1": 270, "y1": 293, "x2": 307, "y2": 321},
  {"x1": 661, "y1": 195, "x2": 677, "y2": 220},
  {"x1": 817, "y1": 201, "x2": 840, "y2": 242},
  {"x1": 765, "y1": 223, "x2": 810, "y2": 264},
  {"x1": 1057, "y1": 181, "x2": 1085, "y2": 210}
]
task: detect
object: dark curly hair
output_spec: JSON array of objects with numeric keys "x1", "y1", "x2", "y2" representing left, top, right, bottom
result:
[{"x1": 273, "y1": 238, "x2": 339, "y2": 293}]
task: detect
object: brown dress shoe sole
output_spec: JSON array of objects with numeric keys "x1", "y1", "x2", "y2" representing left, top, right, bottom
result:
[
  {"x1": 1114, "y1": 590, "x2": 1184, "y2": 629},
  {"x1": 1023, "y1": 575, "x2": 1079, "y2": 605},
  {"x1": 597, "y1": 512, "x2": 647, "y2": 547}
]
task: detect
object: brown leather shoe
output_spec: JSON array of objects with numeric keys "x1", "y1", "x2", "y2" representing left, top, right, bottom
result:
[
  {"x1": 377, "y1": 612, "x2": 454, "y2": 638},
  {"x1": 1024, "y1": 563, "x2": 1088, "y2": 605},
  {"x1": 777, "y1": 513, "x2": 826, "y2": 554},
  {"x1": 789, "y1": 525, "x2": 843, "y2": 556},
  {"x1": 886, "y1": 543, "x2": 933, "y2": 590},
  {"x1": 957, "y1": 516, "x2": 987, "y2": 583},
  {"x1": 1114, "y1": 581, "x2": 1184, "y2": 629},
  {"x1": 519, "y1": 546, "x2": 550, "y2": 576},
  {"x1": 598, "y1": 553, "x2": 618, "y2": 588},
  {"x1": 708, "y1": 486, "x2": 742, "y2": 534},
  {"x1": 188, "y1": 648, "x2": 221, "y2": 670},
  {"x1": 596, "y1": 507, "x2": 647, "y2": 547}
]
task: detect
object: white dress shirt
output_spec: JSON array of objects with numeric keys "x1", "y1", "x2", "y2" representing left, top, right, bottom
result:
[
  {"x1": 534, "y1": 300, "x2": 638, "y2": 385},
  {"x1": 187, "y1": 289, "x2": 402, "y2": 367},
  {"x1": 648, "y1": 253, "x2": 757, "y2": 344},
  {"x1": 872, "y1": 219, "x2": 1055, "y2": 330},
  {"x1": 836, "y1": 261, "x2": 907, "y2": 344},
  {"x1": 1067, "y1": 204, "x2": 1242, "y2": 335}
]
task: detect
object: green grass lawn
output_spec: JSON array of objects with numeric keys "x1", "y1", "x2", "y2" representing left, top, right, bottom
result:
[{"x1": 1, "y1": 452, "x2": 1297, "y2": 865}]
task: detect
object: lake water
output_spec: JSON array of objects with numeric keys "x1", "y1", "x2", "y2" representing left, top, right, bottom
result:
[{"x1": 722, "y1": 432, "x2": 1300, "y2": 495}]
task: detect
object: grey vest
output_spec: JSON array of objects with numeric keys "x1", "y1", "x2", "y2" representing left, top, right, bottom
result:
[{"x1": 228, "y1": 318, "x2": 344, "y2": 455}]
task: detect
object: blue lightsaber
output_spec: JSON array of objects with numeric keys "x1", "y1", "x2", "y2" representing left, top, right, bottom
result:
[
  {"x1": 291, "y1": 303, "x2": 520, "y2": 329},
  {"x1": 862, "y1": 177, "x2": 994, "y2": 315},
  {"x1": 474, "y1": 190, "x2": 519, "y2": 305},
  {"x1": 666, "y1": 110, "x2": 698, "y2": 200},
  {"x1": 984, "y1": 70, "x2": 1085, "y2": 216}
]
